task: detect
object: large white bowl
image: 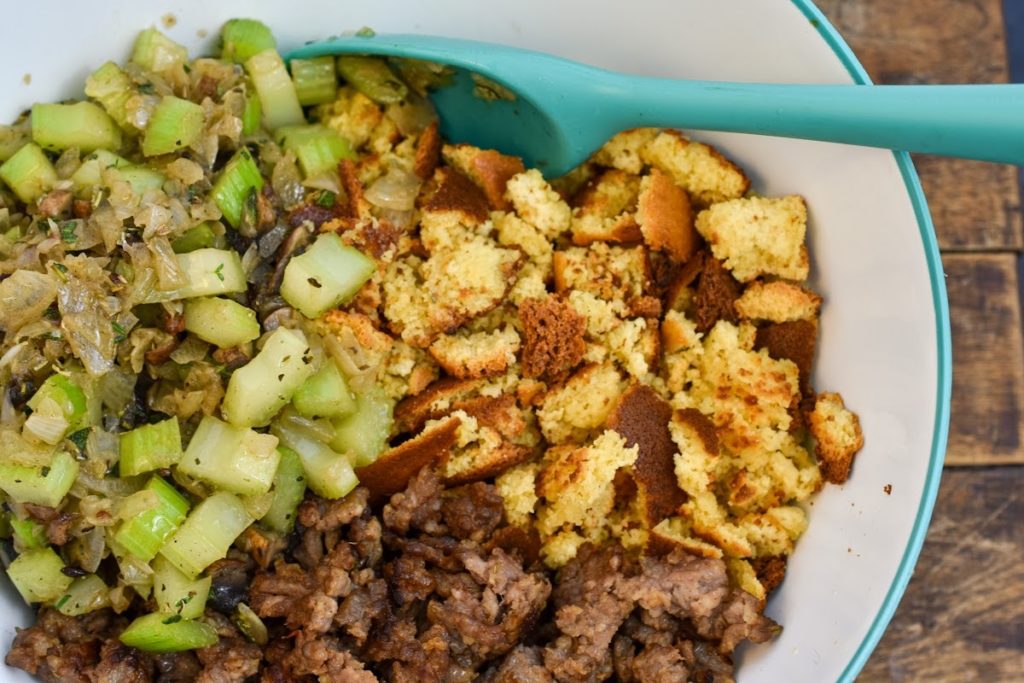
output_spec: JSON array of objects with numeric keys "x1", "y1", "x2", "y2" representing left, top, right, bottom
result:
[{"x1": 0, "y1": 2, "x2": 950, "y2": 681}]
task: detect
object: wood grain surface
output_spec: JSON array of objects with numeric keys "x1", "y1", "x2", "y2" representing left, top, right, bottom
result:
[{"x1": 815, "y1": 0, "x2": 1024, "y2": 680}]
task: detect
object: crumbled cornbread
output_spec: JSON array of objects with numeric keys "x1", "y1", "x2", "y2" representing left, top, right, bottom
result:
[
  {"x1": 735, "y1": 280, "x2": 823, "y2": 322},
  {"x1": 570, "y1": 169, "x2": 642, "y2": 245},
  {"x1": 537, "y1": 362, "x2": 624, "y2": 445},
  {"x1": 695, "y1": 195, "x2": 809, "y2": 282},
  {"x1": 592, "y1": 127, "x2": 660, "y2": 174},
  {"x1": 641, "y1": 130, "x2": 750, "y2": 205},
  {"x1": 428, "y1": 326, "x2": 520, "y2": 379},
  {"x1": 553, "y1": 242, "x2": 649, "y2": 304},
  {"x1": 810, "y1": 392, "x2": 865, "y2": 484},
  {"x1": 505, "y1": 169, "x2": 572, "y2": 239}
]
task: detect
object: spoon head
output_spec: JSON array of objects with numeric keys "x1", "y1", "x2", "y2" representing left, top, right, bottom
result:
[{"x1": 287, "y1": 34, "x2": 583, "y2": 177}]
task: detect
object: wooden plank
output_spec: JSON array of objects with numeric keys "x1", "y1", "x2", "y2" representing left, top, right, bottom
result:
[
  {"x1": 817, "y1": 0, "x2": 1023, "y2": 251},
  {"x1": 858, "y1": 467, "x2": 1024, "y2": 681},
  {"x1": 943, "y1": 253, "x2": 1024, "y2": 465}
]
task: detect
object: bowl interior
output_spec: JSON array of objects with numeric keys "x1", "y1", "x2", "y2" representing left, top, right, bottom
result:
[{"x1": 0, "y1": 2, "x2": 948, "y2": 682}]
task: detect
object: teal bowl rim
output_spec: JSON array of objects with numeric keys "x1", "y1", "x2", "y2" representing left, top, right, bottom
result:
[{"x1": 791, "y1": 1, "x2": 953, "y2": 681}]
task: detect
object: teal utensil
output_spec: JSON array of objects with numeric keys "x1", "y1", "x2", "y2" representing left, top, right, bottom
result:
[{"x1": 288, "y1": 33, "x2": 1024, "y2": 176}]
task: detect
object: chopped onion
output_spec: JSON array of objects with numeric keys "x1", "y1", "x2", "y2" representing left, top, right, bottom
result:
[
  {"x1": 364, "y1": 168, "x2": 421, "y2": 212},
  {"x1": 22, "y1": 397, "x2": 69, "y2": 445},
  {"x1": 377, "y1": 208, "x2": 415, "y2": 231},
  {"x1": 149, "y1": 236, "x2": 186, "y2": 291},
  {"x1": 96, "y1": 368, "x2": 137, "y2": 415},
  {"x1": 278, "y1": 406, "x2": 335, "y2": 443},
  {"x1": 271, "y1": 151, "x2": 305, "y2": 208},
  {"x1": 385, "y1": 92, "x2": 438, "y2": 137},
  {"x1": 115, "y1": 489, "x2": 160, "y2": 521},
  {"x1": 323, "y1": 325, "x2": 379, "y2": 393}
]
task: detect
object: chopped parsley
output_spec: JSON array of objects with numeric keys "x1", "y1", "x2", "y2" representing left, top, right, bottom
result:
[
  {"x1": 112, "y1": 321, "x2": 127, "y2": 344},
  {"x1": 315, "y1": 191, "x2": 336, "y2": 208},
  {"x1": 214, "y1": 263, "x2": 225, "y2": 281},
  {"x1": 162, "y1": 614, "x2": 183, "y2": 625},
  {"x1": 59, "y1": 220, "x2": 78, "y2": 244},
  {"x1": 68, "y1": 428, "x2": 90, "y2": 452},
  {"x1": 55, "y1": 595, "x2": 71, "y2": 610}
]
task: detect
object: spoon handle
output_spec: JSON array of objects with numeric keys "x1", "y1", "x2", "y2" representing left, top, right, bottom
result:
[{"x1": 604, "y1": 76, "x2": 1024, "y2": 165}]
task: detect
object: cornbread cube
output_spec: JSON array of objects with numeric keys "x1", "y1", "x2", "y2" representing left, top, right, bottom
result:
[
  {"x1": 637, "y1": 167, "x2": 698, "y2": 263},
  {"x1": 518, "y1": 295, "x2": 587, "y2": 381},
  {"x1": 442, "y1": 143, "x2": 525, "y2": 210},
  {"x1": 553, "y1": 242, "x2": 649, "y2": 305},
  {"x1": 316, "y1": 309, "x2": 395, "y2": 379},
  {"x1": 378, "y1": 340, "x2": 440, "y2": 402},
  {"x1": 809, "y1": 392, "x2": 864, "y2": 484},
  {"x1": 641, "y1": 130, "x2": 749, "y2": 205},
  {"x1": 493, "y1": 211, "x2": 553, "y2": 275},
  {"x1": 428, "y1": 326, "x2": 521, "y2": 380},
  {"x1": 318, "y1": 87, "x2": 383, "y2": 150},
  {"x1": 537, "y1": 362, "x2": 624, "y2": 445},
  {"x1": 536, "y1": 430, "x2": 640, "y2": 566},
  {"x1": 355, "y1": 415, "x2": 462, "y2": 499},
  {"x1": 505, "y1": 169, "x2": 572, "y2": 239},
  {"x1": 495, "y1": 462, "x2": 541, "y2": 527},
  {"x1": 439, "y1": 410, "x2": 533, "y2": 485},
  {"x1": 419, "y1": 167, "x2": 491, "y2": 253},
  {"x1": 566, "y1": 290, "x2": 628, "y2": 339},
  {"x1": 592, "y1": 128, "x2": 660, "y2": 174},
  {"x1": 607, "y1": 317, "x2": 660, "y2": 379},
  {"x1": 735, "y1": 280, "x2": 823, "y2": 323},
  {"x1": 382, "y1": 238, "x2": 523, "y2": 347},
  {"x1": 393, "y1": 377, "x2": 484, "y2": 435},
  {"x1": 570, "y1": 169, "x2": 642, "y2": 245},
  {"x1": 694, "y1": 195, "x2": 809, "y2": 283},
  {"x1": 648, "y1": 516, "x2": 724, "y2": 559}
]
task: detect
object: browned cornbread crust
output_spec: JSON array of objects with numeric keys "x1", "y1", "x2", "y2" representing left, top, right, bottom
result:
[{"x1": 519, "y1": 295, "x2": 587, "y2": 380}]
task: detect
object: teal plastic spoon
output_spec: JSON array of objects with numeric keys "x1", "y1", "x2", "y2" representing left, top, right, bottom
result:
[{"x1": 288, "y1": 33, "x2": 1024, "y2": 176}]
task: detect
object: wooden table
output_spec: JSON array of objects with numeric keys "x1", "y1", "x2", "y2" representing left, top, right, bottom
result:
[{"x1": 814, "y1": 1, "x2": 1024, "y2": 680}]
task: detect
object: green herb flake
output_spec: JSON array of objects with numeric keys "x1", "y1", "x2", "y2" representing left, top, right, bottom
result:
[
  {"x1": 214, "y1": 263, "x2": 225, "y2": 282},
  {"x1": 162, "y1": 614, "x2": 183, "y2": 625},
  {"x1": 315, "y1": 191, "x2": 336, "y2": 208},
  {"x1": 112, "y1": 321, "x2": 127, "y2": 344},
  {"x1": 55, "y1": 594, "x2": 71, "y2": 609},
  {"x1": 68, "y1": 428, "x2": 90, "y2": 452},
  {"x1": 59, "y1": 220, "x2": 78, "y2": 244}
]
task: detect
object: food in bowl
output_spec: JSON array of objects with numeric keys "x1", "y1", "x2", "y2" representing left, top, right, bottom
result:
[{"x1": 0, "y1": 18, "x2": 864, "y2": 682}]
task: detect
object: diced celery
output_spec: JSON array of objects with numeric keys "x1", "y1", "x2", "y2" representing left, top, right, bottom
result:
[
  {"x1": 29, "y1": 374, "x2": 88, "y2": 432},
  {"x1": 221, "y1": 19, "x2": 277, "y2": 64},
  {"x1": 158, "y1": 248, "x2": 246, "y2": 300},
  {"x1": 118, "y1": 166, "x2": 166, "y2": 192},
  {"x1": 142, "y1": 96, "x2": 205, "y2": 157},
  {"x1": 152, "y1": 554, "x2": 211, "y2": 620},
  {"x1": 119, "y1": 612, "x2": 218, "y2": 653},
  {"x1": 337, "y1": 55, "x2": 408, "y2": 104},
  {"x1": 176, "y1": 415, "x2": 281, "y2": 496},
  {"x1": 132, "y1": 28, "x2": 189, "y2": 72},
  {"x1": 119, "y1": 417, "x2": 183, "y2": 476},
  {"x1": 56, "y1": 574, "x2": 110, "y2": 616},
  {"x1": 222, "y1": 327, "x2": 317, "y2": 428},
  {"x1": 71, "y1": 149, "x2": 129, "y2": 191},
  {"x1": 260, "y1": 446, "x2": 306, "y2": 534},
  {"x1": 292, "y1": 361, "x2": 356, "y2": 420},
  {"x1": 10, "y1": 517, "x2": 47, "y2": 551},
  {"x1": 0, "y1": 143, "x2": 57, "y2": 203},
  {"x1": 291, "y1": 56, "x2": 338, "y2": 106},
  {"x1": 245, "y1": 49, "x2": 305, "y2": 131},
  {"x1": 281, "y1": 233, "x2": 375, "y2": 319},
  {"x1": 171, "y1": 223, "x2": 219, "y2": 253},
  {"x1": 183, "y1": 297, "x2": 260, "y2": 348},
  {"x1": 276, "y1": 124, "x2": 355, "y2": 178},
  {"x1": 114, "y1": 475, "x2": 190, "y2": 561},
  {"x1": 330, "y1": 387, "x2": 394, "y2": 467},
  {"x1": 0, "y1": 451, "x2": 79, "y2": 507},
  {"x1": 85, "y1": 61, "x2": 136, "y2": 130},
  {"x1": 211, "y1": 148, "x2": 264, "y2": 228},
  {"x1": 271, "y1": 421, "x2": 358, "y2": 500},
  {"x1": 241, "y1": 92, "x2": 262, "y2": 136},
  {"x1": 159, "y1": 491, "x2": 253, "y2": 578},
  {"x1": 7, "y1": 548, "x2": 72, "y2": 604},
  {"x1": 32, "y1": 102, "x2": 122, "y2": 153}
]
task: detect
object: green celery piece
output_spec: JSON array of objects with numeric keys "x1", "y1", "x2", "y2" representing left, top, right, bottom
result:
[
  {"x1": 28, "y1": 374, "x2": 88, "y2": 431},
  {"x1": 171, "y1": 223, "x2": 219, "y2": 253},
  {"x1": 337, "y1": 55, "x2": 408, "y2": 104},
  {"x1": 145, "y1": 248, "x2": 246, "y2": 301},
  {"x1": 152, "y1": 554, "x2": 211, "y2": 620},
  {"x1": 132, "y1": 28, "x2": 189, "y2": 72},
  {"x1": 330, "y1": 387, "x2": 394, "y2": 467},
  {"x1": 0, "y1": 143, "x2": 57, "y2": 203},
  {"x1": 245, "y1": 49, "x2": 305, "y2": 131},
  {"x1": 221, "y1": 327, "x2": 317, "y2": 428},
  {"x1": 10, "y1": 517, "x2": 47, "y2": 551},
  {"x1": 291, "y1": 56, "x2": 338, "y2": 106},
  {"x1": 176, "y1": 415, "x2": 281, "y2": 496},
  {"x1": 280, "y1": 233, "x2": 375, "y2": 319},
  {"x1": 183, "y1": 297, "x2": 260, "y2": 348},
  {"x1": 32, "y1": 102, "x2": 122, "y2": 153},
  {"x1": 271, "y1": 421, "x2": 358, "y2": 500},
  {"x1": 119, "y1": 417, "x2": 183, "y2": 477},
  {"x1": 292, "y1": 361, "x2": 357, "y2": 420},
  {"x1": 241, "y1": 92, "x2": 262, "y2": 136},
  {"x1": 85, "y1": 61, "x2": 136, "y2": 130},
  {"x1": 71, "y1": 149, "x2": 129, "y2": 191},
  {"x1": 158, "y1": 491, "x2": 253, "y2": 578},
  {"x1": 260, "y1": 446, "x2": 306, "y2": 534},
  {"x1": 113, "y1": 475, "x2": 190, "y2": 561},
  {"x1": 8, "y1": 548, "x2": 72, "y2": 604},
  {"x1": 221, "y1": 19, "x2": 276, "y2": 64},
  {"x1": 142, "y1": 96, "x2": 205, "y2": 157},
  {"x1": 0, "y1": 451, "x2": 79, "y2": 507},
  {"x1": 211, "y1": 148, "x2": 264, "y2": 228},
  {"x1": 118, "y1": 166, "x2": 166, "y2": 192},
  {"x1": 276, "y1": 124, "x2": 354, "y2": 178},
  {"x1": 119, "y1": 613, "x2": 218, "y2": 653},
  {"x1": 56, "y1": 574, "x2": 110, "y2": 616}
]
